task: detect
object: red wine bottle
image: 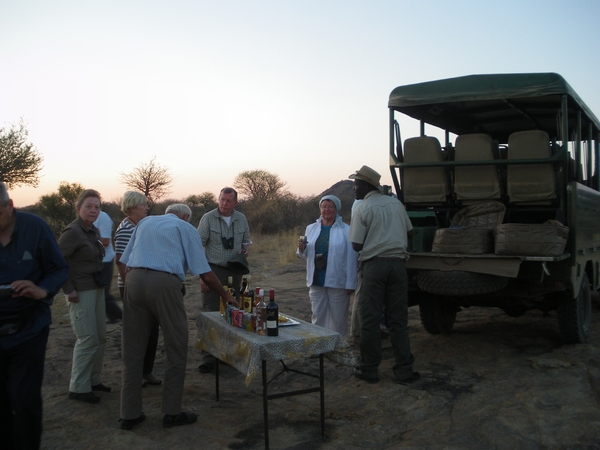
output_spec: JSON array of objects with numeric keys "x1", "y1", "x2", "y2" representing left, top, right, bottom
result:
[{"x1": 266, "y1": 289, "x2": 279, "y2": 336}]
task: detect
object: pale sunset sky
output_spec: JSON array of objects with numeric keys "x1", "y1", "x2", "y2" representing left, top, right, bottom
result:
[{"x1": 2, "y1": 0, "x2": 599, "y2": 206}]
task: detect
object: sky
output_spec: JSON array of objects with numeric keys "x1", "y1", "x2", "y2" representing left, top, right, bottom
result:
[{"x1": 2, "y1": 0, "x2": 600, "y2": 207}]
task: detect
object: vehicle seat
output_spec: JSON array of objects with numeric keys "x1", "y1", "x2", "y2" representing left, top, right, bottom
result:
[
  {"x1": 454, "y1": 133, "x2": 501, "y2": 203},
  {"x1": 402, "y1": 136, "x2": 450, "y2": 204},
  {"x1": 507, "y1": 130, "x2": 556, "y2": 203}
]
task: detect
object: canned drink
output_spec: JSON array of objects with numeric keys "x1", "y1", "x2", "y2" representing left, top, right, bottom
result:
[{"x1": 300, "y1": 235, "x2": 308, "y2": 246}]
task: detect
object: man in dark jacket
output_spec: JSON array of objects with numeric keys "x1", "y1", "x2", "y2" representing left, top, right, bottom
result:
[{"x1": 0, "y1": 181, "x2": 69, "y2": 449}]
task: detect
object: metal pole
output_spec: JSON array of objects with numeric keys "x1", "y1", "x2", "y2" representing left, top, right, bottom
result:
[
  {"x1": 262, "y1": 360, "x2": 269, "y2": 449},
  {"x1": 320, "y1": 354, "x2": 325, "y2": 439}
]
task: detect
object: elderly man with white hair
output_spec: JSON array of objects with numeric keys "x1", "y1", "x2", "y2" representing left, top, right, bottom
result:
[{"x1": 118, "y1": 204, "x2": 237, "y2": 431}]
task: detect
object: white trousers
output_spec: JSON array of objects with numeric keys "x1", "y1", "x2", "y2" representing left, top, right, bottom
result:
[
  {"x1": 308, "y1": 286, "x2": 350, "y2": 337},
  {"x1": 67, "y1": 288, "x2": 106, "y2": 393}
]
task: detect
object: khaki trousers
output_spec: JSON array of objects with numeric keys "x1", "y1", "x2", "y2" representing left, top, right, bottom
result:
[
  {"x1": 68, "y1": 288, "x2": 106, "y2": 393},
  {"x1": 120, "y1": 269, "x2": 187, "y2": 419}
]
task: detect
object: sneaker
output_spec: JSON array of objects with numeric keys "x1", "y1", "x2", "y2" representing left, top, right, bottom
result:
[
  {"x1": 395, "y1": 372, "x2": 421, "y2": 385},
  {"x1": 352, "y1": 367, "x2": 379, "y2": 384},
  {"x1": 163, "y1": 411, "x2": 198, "y2": 428},
  {"x1": 68, "y1": 391, "x2": 100, "y2": 404},
  {"x1": 91, "y1": 383, "x2": 112, "y2": 392},
  {"x1": 120, "y1": 412, "x2": 146, "y2": 430},
  {"x1": 143, "y1": 373, "x2": 162, "y2": 385}
]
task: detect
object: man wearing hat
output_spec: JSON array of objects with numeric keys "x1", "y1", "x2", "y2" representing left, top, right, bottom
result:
[
  {"x1": 196, "y1": 187, "x2": 251, "y2": 373},
  {"x1": 348, "y1": 165, "x2": 419, "y2": 385}
]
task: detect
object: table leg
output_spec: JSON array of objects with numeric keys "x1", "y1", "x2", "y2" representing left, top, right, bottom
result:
[
  {"x1": 319, "y1": 354, "x2": 325, "y2": 438},
  {"x1": 215, "y1": 358, "x2": 220, "y2": 402},
  {"x1": 262, "y1": 359, "x2": 269, "y2": 449}
]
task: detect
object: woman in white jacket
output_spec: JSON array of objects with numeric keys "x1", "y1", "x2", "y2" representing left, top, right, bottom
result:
[{"x1": 297, "y1": 195, "x2": 357, "y2": 336}]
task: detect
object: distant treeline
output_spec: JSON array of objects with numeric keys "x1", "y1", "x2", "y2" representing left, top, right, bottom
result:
[{"x1": 19, "y1": 180, "x2": 356, "y2": 236}]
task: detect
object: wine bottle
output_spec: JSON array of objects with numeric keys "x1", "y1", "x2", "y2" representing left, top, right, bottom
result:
[
  {"x1": 219, "y1": 279, "x2": 228, "y2": 318},
  {"x1": 222, "y1": 276, "x2": 236, "y2": 317},
  {"x1": 266, "y1": 289, "x2": 279, "y2": 337},
  {"x1": 254, "y1": 289, "x2": 267, "y2": 335},
  {"x1": 253, "y1": 287, "x2": 261, "y2": 308},
  {"x1": 242, "y1": 276, "x2": 253, "y2": 313},
  {"x1": 248, "y1": 276, "x2": 255, "y2": 310}
]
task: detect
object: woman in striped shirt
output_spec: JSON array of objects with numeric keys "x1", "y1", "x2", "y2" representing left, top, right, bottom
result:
[{"x1": 114, "y1": 191, "x2": 161, "y2": 386}]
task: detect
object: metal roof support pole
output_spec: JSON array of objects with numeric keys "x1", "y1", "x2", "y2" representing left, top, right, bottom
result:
[
  {"x1": 576, "y1": 111, "x2": 582, "y2": 183},
  {"x1": 588, "y1": 123, "x2": 594, "y2": 186},
  {"x1": 389, "y1": 109, "x2": 402, "y2": 199},
  {"x1": 596, "y1": 132, "x2": 600, "y2": 191}
]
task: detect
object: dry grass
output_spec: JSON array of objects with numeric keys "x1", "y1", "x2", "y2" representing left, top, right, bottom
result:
[{"x1": 251, "y1": 228, "x2": 304, "y2": 267}]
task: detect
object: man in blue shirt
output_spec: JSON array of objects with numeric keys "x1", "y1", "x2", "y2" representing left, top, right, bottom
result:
[
  {"x1": 0, "y1": 181, "x2": 69, "y2": 450},
  {"x1": 118, "y1": 204, "x2": 238, "y2": 430}
]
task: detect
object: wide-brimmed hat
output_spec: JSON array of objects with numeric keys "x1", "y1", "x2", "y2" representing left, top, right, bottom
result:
[
  {"x1": 349, "y1": 165, "x2": 382, "y2": 190},
  {"x1": 227, "y1": 253, "x2": 250, "y2": 275}
]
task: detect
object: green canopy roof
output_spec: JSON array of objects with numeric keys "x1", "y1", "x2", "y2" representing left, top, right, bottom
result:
[{"x1": 389, "y1": 73, "x2": 600, "y2": 143}]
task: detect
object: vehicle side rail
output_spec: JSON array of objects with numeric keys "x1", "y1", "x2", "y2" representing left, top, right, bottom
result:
[
  {"x1": 406, "y1": 252, "x2": 570, "y2": 277},
  {"x1": 390, "y1": 147, "x2": 567, "y2": 169}
]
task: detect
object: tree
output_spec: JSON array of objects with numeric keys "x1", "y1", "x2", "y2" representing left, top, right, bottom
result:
[
  {"x1": 36, "y1": 182, "x2": 84, "y2": 235},
  {"x1": 185, "y1": 191, "x2": 217, "y2": 210},
  {"x1": 233, "y1": 170, "x2": 287, "y2": 203},
  {"x1": 0, "y1": 120, "x2": 43, "y2": 188},
  {"x1": 119, "y1": 156, "x2": 173, "y2": 206}
]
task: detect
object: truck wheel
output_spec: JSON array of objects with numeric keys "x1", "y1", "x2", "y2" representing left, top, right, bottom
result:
[
  {"x1": 557, "y1": 273, "x2": 591, "y2": 344},
  {"x1": 416, "y1": 270, "x2": 508, "y2": 296},
  {"x1": 419, "y1": 294, "x2": 457, "y2": 334}
]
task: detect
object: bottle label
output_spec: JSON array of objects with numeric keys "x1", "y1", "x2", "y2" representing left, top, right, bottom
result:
[{"x1": 267, "y1": 320, "x2": 277, "y2": 329}]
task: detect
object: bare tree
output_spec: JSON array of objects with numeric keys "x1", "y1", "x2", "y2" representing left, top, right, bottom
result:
[
  {"x1": 233, "y1": 170, "x2": 287, "y2": 203},
  {"x1": 119, "y1": 156, "x2": 173, "y2": 206},
  {"x1": 0, "y1": 120, "x2": 43, "y2": 188}
]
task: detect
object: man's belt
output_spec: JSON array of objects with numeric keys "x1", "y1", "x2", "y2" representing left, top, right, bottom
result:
[
  {"x1": 130, "y1": 267, "x2": 178, "y2": 277},
  {"x1": 363, "y1": 256, "x2": 405, "y2": 263}
]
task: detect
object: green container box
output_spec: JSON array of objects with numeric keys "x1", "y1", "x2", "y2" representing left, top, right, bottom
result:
[{"x1": 407, "y1": 211, "x2": 439, "y2": 253}]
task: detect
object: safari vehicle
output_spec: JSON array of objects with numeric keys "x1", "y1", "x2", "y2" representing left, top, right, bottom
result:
[{"x1": 389, "y1": 73, "x2": 600, "y2": 343}]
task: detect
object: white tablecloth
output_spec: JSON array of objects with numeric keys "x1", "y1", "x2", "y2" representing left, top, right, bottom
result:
[{"x1": 195, "y1": 311, "x2": 356, "y2": 385}]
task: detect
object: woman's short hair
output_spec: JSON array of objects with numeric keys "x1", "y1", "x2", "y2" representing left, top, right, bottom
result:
[
  {"x1": 75, "y1": 189, "x2": 101, "y2": 209},
  {"x1": 121, "y1": 191, "x2": 147, "y2": 214}
]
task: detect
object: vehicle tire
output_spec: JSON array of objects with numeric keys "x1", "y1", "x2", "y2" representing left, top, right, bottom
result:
[
  {"x1": 418, "y1": 294, "x2": 457, "y2": 334},
  {"x1": 416, "y1": 270, "x2": 508, "y2": 296},
  {"x1": 557, "y1": 273, "x2": 591, "y2": 344}
]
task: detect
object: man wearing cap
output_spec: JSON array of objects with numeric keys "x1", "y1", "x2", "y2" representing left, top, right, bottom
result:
[
  {"x1": 348, "y1": 165, "x2": 419, "y2": 385},
  {"x1": 196, "y1": 187, "x2": 251, "y2": 374}
]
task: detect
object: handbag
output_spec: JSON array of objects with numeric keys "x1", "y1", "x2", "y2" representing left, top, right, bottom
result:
[{"x1": 0, "y1": 308, "x2": 35, "y2": 336}]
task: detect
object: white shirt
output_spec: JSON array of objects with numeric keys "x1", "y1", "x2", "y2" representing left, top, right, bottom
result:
[{"x1": 94, "y1": 211, "x2": 115, "y2": 263}]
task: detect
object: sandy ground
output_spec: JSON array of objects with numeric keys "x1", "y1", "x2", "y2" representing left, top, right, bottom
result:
[{"x1": 40, "y1": 253, "x2": 600, "y2": 449}]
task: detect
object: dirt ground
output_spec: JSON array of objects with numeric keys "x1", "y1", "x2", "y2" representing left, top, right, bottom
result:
[{"x1": 40, "y1": 252, "x2": 600, "y2": 449}]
